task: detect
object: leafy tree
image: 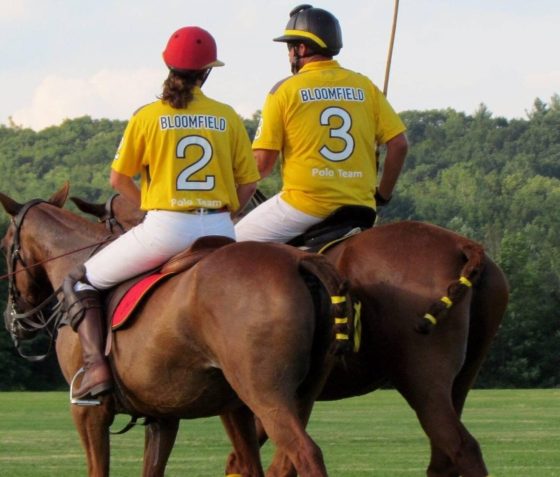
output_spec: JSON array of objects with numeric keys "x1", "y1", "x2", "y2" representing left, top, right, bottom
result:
[
  {"x1": 243, "y1": 110, "x2": 261, "y2": 141},
  {"x1": 1, "y1": 96, "x2": 559, "y2": 389}
]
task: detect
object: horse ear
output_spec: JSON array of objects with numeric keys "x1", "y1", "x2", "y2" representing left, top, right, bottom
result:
[
  {"x1": 70, "y1": 196, "x2": 106, "y2": 219},
  {"x1": 49, "y1": 181, "x2": 70, "y2": 208},
  {"x1": 0, "y1": 192, "x2": 23, "y2": 217}
]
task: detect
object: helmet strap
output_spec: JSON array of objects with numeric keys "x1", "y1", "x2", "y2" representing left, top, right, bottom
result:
[
  {"x1": 290, "y1": 53, "x2": 300, "y2": 74},
  {"x1": 200, "y1": 68, "x2": 212, "y2": 86},
  {"x1": 291, "y1": 47, "x2": 320, "y2": 74},
  {"x1": 290, "y1": 43, "x2": 312, "y2": 74}
]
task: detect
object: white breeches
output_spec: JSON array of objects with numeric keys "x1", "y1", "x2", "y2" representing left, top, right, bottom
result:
[
  {"x1": 235, "y1": 194, "x2": 322, "y2": 243},
  {"x1": 84, "y1": 210, "x2": 234, "y2": 289}
]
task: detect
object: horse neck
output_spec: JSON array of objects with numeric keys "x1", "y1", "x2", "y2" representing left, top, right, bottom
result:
[{"x1": 24, "y1": 206, "x2": 109, "y2": 288}]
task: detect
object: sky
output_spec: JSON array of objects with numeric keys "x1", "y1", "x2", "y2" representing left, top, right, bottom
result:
[{"x1": 1, "y1": 0, "x2": 559, "y2": 131}]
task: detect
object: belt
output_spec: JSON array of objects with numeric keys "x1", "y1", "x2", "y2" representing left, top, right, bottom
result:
[{"x1": 183, "y1": 207, "x2": 228, "y2": 215}]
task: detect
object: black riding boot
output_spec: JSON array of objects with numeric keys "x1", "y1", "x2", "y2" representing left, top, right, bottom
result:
[
  {"x1": 63, "y1": 266, "x2": 113, "y2": 399},
  {"x1": 73, "y1": 305, "x2": 113, "y2": 399}
]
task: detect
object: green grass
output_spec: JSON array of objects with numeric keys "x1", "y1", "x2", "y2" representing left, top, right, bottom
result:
[{"x1": 0, "y1": 389, "x2": 558, "y2": 476}]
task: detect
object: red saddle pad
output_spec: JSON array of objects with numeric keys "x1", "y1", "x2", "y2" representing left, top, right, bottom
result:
[{"x1": 111, "y1": 273, "x2": 173, "y2": 330}]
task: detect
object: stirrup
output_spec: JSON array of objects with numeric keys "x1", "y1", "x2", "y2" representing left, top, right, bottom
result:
[{"x1": 70, "y1": 367, "x2": 101, "y2": 406}]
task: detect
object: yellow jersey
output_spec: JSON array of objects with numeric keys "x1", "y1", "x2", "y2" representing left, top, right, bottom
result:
[
  {"x1": 113, "y1": 88, "x2": 260, "y2": 212},
  {"x1": 253, "y1": 60, "x2": 406, "y2": 217}
]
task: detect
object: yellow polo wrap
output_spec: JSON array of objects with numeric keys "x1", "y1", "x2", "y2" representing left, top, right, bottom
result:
[
  {"x1": 424, "y1": 313, "x2": 437, "y2": 326},
  {"x1": 353, "y1": 301, "x2": 362, "y2": 352}
]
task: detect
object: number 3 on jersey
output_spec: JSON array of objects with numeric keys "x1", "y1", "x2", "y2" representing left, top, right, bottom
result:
[
  {"x1": 176, "y1": 135, "x2": 215, "y2": 191},
  {"x1": 319, "y1": 106, "x2": 355, "y2": 162}
]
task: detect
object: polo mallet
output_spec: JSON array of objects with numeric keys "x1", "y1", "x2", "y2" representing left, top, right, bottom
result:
[
  {"x1": 383, "y1": 0, "x2": 400, "y2": 97},
  {"x1": 376, "y1": 0, "x2": 401, "y2": 186}
]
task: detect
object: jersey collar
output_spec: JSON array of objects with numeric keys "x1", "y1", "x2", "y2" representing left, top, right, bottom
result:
[{"x1": 298, "y1": 59, "x2": 340, "y2": 73}]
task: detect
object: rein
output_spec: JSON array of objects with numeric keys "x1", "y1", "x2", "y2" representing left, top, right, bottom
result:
[
  {"x1": 0, "y1": 239, "x2": 111, "y2": 281},
  {"x1": 0, "y1": 237, "x2": 113, "y2": 280}
]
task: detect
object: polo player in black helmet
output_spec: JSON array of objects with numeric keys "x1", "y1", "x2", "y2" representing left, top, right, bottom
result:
[
  {"x1": 274, "y1": 4, "x2": 343, "y2": 72},
  {"x1": 235, "y1": 4, "x2": 409, "y2": 244}
]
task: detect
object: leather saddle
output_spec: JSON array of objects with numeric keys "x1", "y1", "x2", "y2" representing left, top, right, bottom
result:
[
  {"x1": 287, "y1": 205, "x2": 376, "y2": 252},
  {"x1": 103, "y1": 235, "x2": 235, "y2": 330}
]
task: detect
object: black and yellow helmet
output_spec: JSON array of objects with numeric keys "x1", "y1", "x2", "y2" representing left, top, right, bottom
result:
[{"x1": 274, "y1": 4, "x2": 343, "y2": 56}]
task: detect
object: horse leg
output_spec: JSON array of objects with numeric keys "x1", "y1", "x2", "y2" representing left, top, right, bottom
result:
[
  {"x1": 226, "y1": 383, "x2": 325, "y2": 476},
  {"x1": 396, "y1": 374, "x2": 488, "y2": 477},
  {"x1": 71, "y1": 400, "x2": 113, "y2": 477},
  {"x1": 224, "y1": 415, "x2": 304, "y2": 477},
  {"x1": 221, "y1": 406, "x2": 265, "y2": 477},
  {"x1": 422, "y1": 407, "x2": 487, "y2": 477},
  {"x1": 58, "y1": 323, "x2": 114, "y2": 476},
  {"x1": 256, "y1": 402, "x2": 326, "y2": 477},
  {"x1": 142, "y1": 417, "x2": 179, "y2": 477},
  {"x1": 453, "y1": 258, "x2": 508, "y2": 413},
  {"x1": 426, "y1": 260, "x2": 507, "y2": 477}
]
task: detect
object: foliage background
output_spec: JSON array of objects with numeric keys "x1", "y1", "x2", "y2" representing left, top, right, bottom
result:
[{"x1": 0, "y1": 96, "x2": 558, "y2": 389}]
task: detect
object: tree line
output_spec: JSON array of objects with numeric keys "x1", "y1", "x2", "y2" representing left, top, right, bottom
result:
[{"x1": 0, "y1": 96, "x2": 558, "y2": 389}]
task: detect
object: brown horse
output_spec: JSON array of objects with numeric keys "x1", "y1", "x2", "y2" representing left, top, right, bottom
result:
[
  {"x1": 0, "y1": 183, "x2": 355, "y2": 477},
  {"x1": 75, "y1": 193, "x2": 508, "y2": 477}
]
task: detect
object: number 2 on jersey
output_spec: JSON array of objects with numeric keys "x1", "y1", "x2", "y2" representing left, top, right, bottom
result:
[{"x1": 175, "y1": 135, "x2": 216, "y2": 191}]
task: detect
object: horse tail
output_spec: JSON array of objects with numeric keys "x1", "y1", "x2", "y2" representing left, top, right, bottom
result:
[
  {"x1": 298, "y1": 254, "x2": 355, "y2": 356},
  {"x1": 415, "y1": 242, "x2": 486, "y2": 334}
]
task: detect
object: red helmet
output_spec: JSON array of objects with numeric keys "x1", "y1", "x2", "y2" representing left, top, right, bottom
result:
[{"x1": 162, "y1": 26, "x2": 224, "y2": 71}]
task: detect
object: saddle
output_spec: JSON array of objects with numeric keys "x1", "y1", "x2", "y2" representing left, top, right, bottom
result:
[
  {"x1": 287, "y1": 205, "x2": 376, "y2": 253},
  {"x1": 104, "y1": 235, "x2": 235, "y2": 331}
]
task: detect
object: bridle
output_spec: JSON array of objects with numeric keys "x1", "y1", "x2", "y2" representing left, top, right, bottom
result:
[
  {"x1": 1, "y1": 199, "x2": 62, "y2": 361},
  {"x1": 2, "y1": 200, "x2": 110, "y2": 361},
  {"x1": 100, "y1": 194, "x2": 128, "y2": 235}
]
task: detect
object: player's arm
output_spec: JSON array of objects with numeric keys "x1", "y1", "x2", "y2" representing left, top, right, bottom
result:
[
  {"x1": 110, "y1": 169, "x2": 141, "y2": 209},
  {"x1": 377, "y1": 133, "x2": 408, "y2": 201},
  {"x1": 253, "y1": 149, "x2": 279, "y2": 179}
]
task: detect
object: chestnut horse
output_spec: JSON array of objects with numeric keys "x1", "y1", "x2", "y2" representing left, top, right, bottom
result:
[
  {"x1": 75, "y1": 193, "x2": 508, "y2": 477},
  {"x1": 0, "y1": 184, "x2": 355, "y2": 477}
]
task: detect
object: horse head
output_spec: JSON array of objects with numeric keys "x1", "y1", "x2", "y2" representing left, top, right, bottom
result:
[
  {"x1": 0, "y1": 182, "x2": 69, "y2": 346},
  {"x1": 70, "y1": 194, "x2": 145, "y2": 234}
]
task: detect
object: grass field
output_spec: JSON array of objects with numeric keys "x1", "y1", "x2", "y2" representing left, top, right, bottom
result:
[{"x1": 0, "y1": 389, "x2": 558, "y2": 476}]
